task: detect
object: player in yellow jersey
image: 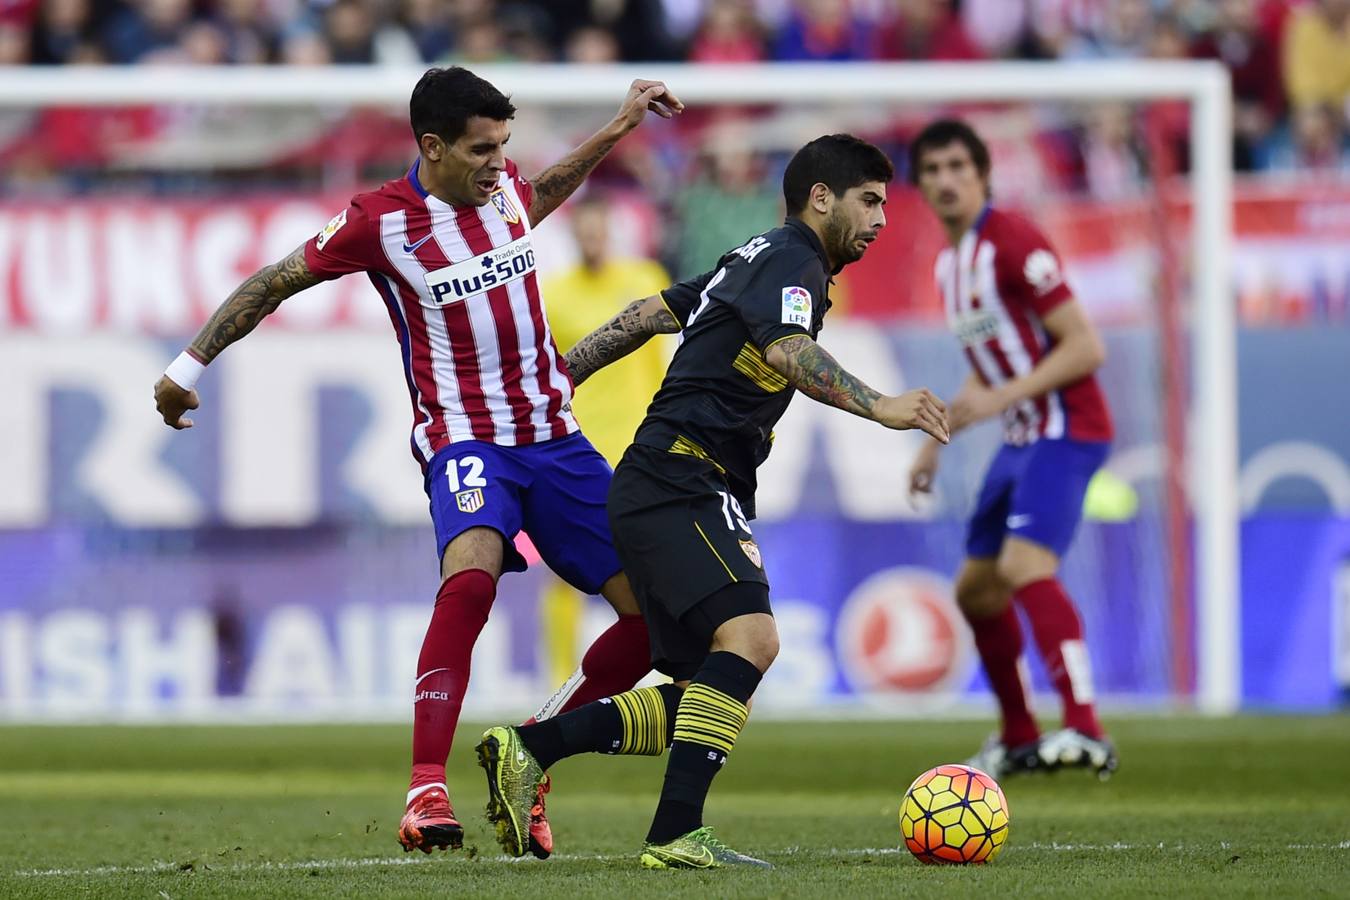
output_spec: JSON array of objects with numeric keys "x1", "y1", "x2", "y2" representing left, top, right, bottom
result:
[
  {"x1": 535, "y1": 195, "x2": 674, "y2": 687},
  {"x1": 545, "y1": 194, "x2": 673, "y2": 463}
]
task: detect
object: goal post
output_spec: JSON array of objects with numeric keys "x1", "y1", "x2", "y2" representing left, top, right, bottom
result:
[{"x1": 1, "y1": 61, "x2": 1237, "y2": 715}]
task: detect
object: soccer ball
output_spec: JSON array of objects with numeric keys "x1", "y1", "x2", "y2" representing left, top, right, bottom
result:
[{"x1": 899, "y1": 764, "x2": 1010, "y2": 864}]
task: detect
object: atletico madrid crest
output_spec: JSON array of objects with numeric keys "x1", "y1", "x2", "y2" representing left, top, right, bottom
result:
[
  {"x1": 490, "y1": 189, "x2": 520, "y2": 225},
  {"x1": 455, "y1": 488, "x2": 485, "y2": 513}
]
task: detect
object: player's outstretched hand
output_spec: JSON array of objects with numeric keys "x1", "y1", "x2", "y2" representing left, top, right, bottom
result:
[
  {"x1": 154, "y1": 374, "x2": 200, "y2": 430},
  {"x1": 614, "y1": 79, "x2": 684, "y2": 131},
  {"x1": 909, "y1": 441, "x2": 942, "y2": 497},
  {"x1": 874, "y1": 388, "x2": 949, "y2": 443}
]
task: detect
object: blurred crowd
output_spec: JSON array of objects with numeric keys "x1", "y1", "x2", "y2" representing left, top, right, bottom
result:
[{"x1": 0, "y1": 1, "x2": 1345, "y2": 178}]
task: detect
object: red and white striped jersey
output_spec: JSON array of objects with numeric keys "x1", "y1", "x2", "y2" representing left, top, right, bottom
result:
[
  {"x1": 304, "y1": 159, "x2": 577, "y2": 467},
  {"x1": 935, "y1": 206, "x2": 1112, "y2": 446}
]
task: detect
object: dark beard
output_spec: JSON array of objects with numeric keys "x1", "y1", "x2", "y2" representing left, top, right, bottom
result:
[{"x1": 823, "y1": 210, "x2": 861, "y2": 266}]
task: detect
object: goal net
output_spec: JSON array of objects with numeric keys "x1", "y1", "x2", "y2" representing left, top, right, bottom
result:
[{"x1": 0, "y1": 62, "x2": 1235, "y2": 721}]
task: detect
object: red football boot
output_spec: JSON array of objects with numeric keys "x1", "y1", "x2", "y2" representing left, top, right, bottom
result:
[
  {"x1": 527, "y1": 775, "x2": 553, "y2": 859},
  {"x1": 398, "y1": 785, "x2": 464, "y2": 853}
]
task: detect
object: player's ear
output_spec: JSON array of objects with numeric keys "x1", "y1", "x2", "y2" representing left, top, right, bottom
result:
[
  {"x1": 419, "y1": 132, "x2": 444, "y2": 162},
  {"x1": 809, "y1": 182, "x2": 833, "y2": 215}
]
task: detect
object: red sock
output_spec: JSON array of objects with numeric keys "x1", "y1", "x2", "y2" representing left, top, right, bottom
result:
[
  {"x1": 408, "y1": 568, "x2": 497, "y2": 800},
  {"x1": 967, "y1": 605, "x2": 1040, "y2": 748},
  {"x1": 525, "y1": 614, "x2": 651, "y2": 723},
  {"x1": 1014, "y1": 578, "x2": 1102, "y2": 739}
]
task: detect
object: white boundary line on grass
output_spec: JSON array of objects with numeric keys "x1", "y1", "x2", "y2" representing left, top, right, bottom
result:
[{"x1": 11, "y1": 842, "x2": 1349, "y2": 878}]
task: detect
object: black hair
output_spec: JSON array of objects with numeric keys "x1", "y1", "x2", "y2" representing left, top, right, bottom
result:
[
  {"x1": 409, "y1": 66, "x2": 516, "y2": 145},
  {"x1": 782, "y1": 134, "x2": 895, "y2": 216},
  {"x1": 907, "y1": 118, "x2": 991, "y2": 186}
]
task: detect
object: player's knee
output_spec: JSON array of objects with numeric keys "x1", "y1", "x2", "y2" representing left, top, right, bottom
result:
[
  {"x1": 749, "y1": 621, "x2": 780, "y2": 670},
  {"x1": 996, "y1": 541, "x2": 1058, "y2": 589},
  {"x1": 994, "y1": 556, "x2": 1025, "y2": 589},
  {"x1": 598, "y1": 572, "x2": 641, "y2": 616},
  {"x1": 955, "y1": 571, "x2": 1005, "y2": 620},
  {"x1": 710, "y1": 613, "x2": 778, "y2": 673}
]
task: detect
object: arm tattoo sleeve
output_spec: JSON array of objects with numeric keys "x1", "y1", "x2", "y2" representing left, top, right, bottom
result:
[
  {"x1": 564, "y1": 296, "x2": 679, "y2": 387},
  {"x1": 528, "y1": 136, "x2": 619, "y2": 226},
  {"x1": 189, "y1": 246, "x2": 320, "y2": 363},
  {"x1": 768, "y1": 334, "x2": 881, "y2": 419}
]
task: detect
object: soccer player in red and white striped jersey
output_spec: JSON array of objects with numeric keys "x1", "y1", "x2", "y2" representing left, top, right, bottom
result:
[
  {"x1": 154, "y1": 67, "x2": 684, "y2": 855},
  {"x1": 907, "y1": 119, "x2": 1118, "y2": 779}
]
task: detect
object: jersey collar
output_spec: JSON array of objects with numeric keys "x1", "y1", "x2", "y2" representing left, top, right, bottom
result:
[
  {"x1": 785, "y1": 217, "x2": 834, "y2": 275},
  {"x1": 971, "y1": 203, "x2": 992, "y2": 234},
  {"x1": 407, "y1": 159, "x2": 429, "y2": 198}
]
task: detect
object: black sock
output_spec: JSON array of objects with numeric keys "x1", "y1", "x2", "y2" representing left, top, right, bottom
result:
[
  {"x1": 518, "y1": 683, "x2": 682, "y2": 771},
  {"x1": 646, "y1": 651, "x2": 762, "y2": 844}
]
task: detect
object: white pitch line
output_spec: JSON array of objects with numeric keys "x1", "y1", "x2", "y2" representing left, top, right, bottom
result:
[{"x1": 11, "y1": 841, "x2": 1349, "y2": 878}]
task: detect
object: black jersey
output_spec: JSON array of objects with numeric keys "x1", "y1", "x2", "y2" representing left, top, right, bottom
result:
[{"x1": 633, "y1": 218, "x2": 833, "y2": 517}]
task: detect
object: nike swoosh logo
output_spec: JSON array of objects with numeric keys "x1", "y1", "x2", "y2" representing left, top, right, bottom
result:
[
  {"x1": 1007, "y1": 514, "x2": 1033, "y2": 529},
  {"x1": 680, "y1": 846, "x2": 715, "y2": 867},
  {"x1": 402, "y1": 233, "x2": 434, "y2": 254},
  {"x1": 414, "y1": 667, "x2": 448, "y2": 686}
]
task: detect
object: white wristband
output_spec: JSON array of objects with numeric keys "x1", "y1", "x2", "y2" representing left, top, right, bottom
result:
[{"x1": 164, "y1": 351, "x2": 206, "y2": 391}]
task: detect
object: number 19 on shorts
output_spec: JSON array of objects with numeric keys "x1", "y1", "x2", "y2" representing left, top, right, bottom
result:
[{"x1": 718, "y1": 491, "x2": 751, "y2": 534}]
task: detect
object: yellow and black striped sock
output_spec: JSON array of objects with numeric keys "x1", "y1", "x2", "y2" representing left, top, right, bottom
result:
[
  {"x1": 518, "y1": 683, "x2": 681, "y2": 770},
  {"x1": 611, "y1": 685, "x2": 679, "y2": 756},
  {"x1": 670, "y1": 683, "x2": 748, "y2": 756},
  {"x1": 647, "y1": 651, "x2": 763, "y2": 844}
]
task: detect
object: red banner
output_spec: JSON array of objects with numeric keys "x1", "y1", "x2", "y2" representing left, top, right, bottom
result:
[
  {"x1": 1, "y1": 182, "x2": 1347, "y2": 332},
  {"x1": 836, "y1": 180, "x2": 1350, "y2": 325}
]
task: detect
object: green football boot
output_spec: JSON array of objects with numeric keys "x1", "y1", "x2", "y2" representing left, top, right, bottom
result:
[
  {"x1": 640, "y1": 826, "x2": 771, "y2": 869},
  {"x1": 475, "y1": 725, "x2": 546, "y2": 857}
]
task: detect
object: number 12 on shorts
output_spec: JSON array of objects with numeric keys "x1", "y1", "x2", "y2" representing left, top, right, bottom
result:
[
  {"x1": 718, "y1": 491, "x2": 751, "y2": 534},
  {"x1": 446, "y1": 455, "x2": 487, "y2": 492}
]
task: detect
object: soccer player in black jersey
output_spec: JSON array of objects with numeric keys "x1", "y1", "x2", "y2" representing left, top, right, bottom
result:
[{"x1": 476, "y1": 134, "x2": 949, "y2": 869}]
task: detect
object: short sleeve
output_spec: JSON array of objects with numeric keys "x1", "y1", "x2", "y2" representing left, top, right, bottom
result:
[
  {"x1": 303, "y1": 197, "x2": 382, "y2": 281},
  {"x1": 726, "y1": 255, "x2": 825, "y2": 352},
  {"x1": 659, "y1": 270, "x2": 714, "y2": 326},
  {"x1": 505, "y1": 158, "x2": 534, "y2": 213},
  {"x1": 994, "y1": 217, "x2": 1074, "y2": 317}
]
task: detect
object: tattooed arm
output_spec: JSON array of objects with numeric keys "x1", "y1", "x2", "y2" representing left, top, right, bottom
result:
[
  {"x1": 154, "y1": 245, "x2": 320, "y2": 429},
  {"x1": 765, "y1": 334, "x2": 951, "y2": 443},
  {"x1": 564, "y1": 294, "x2": 680, "y2": 388},
  {"x1": 189, "y1": 245, "x2": 319, "y2": 363},
  {"x1": 527, "y1": 79, "x2": 683, "y2": 227}
]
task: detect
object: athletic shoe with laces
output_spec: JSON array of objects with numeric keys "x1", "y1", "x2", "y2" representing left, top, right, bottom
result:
[
  {"x1": 1036, "y1": 728, "x2": 1119, "y2": 779},
  {"x1": 527, "y1": 774, "x2": 553, "y2": 859},
  {"x1": 965, "y1": 732, "x2": 1046, "y2": 778},
  {"x1": 639, "y1": 826, "x2": 771, "y2": 869},
  {"x1": 476, "y1": 725, "x2": 546, "y2": 857},
  {"x1": 397, "y1": 785, "x2": 464, "y2": 853}
]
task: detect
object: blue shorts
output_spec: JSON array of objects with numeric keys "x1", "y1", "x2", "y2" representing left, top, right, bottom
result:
[
  {"x1": 966, "y1": 438, "x2": 1109, "y2": 559},
  {"x1": 425, "y1": 432, "x2": 622, "y2": 595}
]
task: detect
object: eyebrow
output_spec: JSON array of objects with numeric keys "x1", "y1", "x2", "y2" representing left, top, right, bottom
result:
[
  {"x1": 470, "y1": 134, "x2": 510, "y2": 151},
  {"x1": 862, "y1": 191, "x2": 886, "y2": 204}
]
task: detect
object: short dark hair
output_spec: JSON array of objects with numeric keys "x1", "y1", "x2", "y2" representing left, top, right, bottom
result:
[
  {"x1": 907, "y1": 119, "x2": 991, "y2": 186},
  {"x1": 409, "y1": 66, "x2": 516, "y2": 144},
  {"x1": 782, "y1": 134, "x2": 895, "y2": 216}
]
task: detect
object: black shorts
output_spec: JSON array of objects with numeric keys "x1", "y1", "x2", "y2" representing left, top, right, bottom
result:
[{"x1": 608, "y1": 444, "x2": 772, "y2": 680}]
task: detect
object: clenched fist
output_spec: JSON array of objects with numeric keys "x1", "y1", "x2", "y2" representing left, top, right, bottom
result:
[{"x1": 154, "y1": 375, "x2": 199, "y2": 429}]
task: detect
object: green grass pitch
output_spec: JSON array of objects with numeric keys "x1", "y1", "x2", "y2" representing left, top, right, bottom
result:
[{"x1": 1, "y1": 716, "x2": 1347, "y2": 898}]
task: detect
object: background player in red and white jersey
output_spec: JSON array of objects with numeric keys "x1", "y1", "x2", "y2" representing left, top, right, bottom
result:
[
  {"x1": 907, "y1": 119, "x2": 1118, "y2": 778},
  {"x1": 153, "y1": 66, "x2": 683, "y2": 855}
]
